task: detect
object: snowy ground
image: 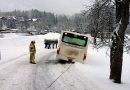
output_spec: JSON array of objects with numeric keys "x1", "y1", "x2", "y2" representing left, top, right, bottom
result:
[{"x1": 0, "y1": 33, "x2": 130, "y2": 90}]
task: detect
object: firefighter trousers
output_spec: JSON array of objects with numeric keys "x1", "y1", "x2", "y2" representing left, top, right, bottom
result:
[{"x1": 30, "y1": 52, "x2": 36, "y2": 64}]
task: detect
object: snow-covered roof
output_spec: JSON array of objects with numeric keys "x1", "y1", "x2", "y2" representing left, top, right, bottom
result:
[
  {"x1": 32, "y1": 18, "x2": 37, "y2": 22},
  {"x1": 10, "y1": 29, "x2": 19, "y2": 31},
  {"x1": 8, "y1": 16, "x2": 16, "y2": 20}
]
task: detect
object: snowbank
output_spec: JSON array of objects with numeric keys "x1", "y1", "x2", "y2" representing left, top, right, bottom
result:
[{"x1": 44, "y1": 32, "x2": 61, "y2": 40}]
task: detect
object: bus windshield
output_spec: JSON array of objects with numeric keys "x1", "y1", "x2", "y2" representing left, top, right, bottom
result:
[{"x1": 62, "y1": 32, "x2": 88, "y2": 47}]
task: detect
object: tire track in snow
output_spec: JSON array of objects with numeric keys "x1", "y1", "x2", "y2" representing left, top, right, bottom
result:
[
  {"x1": 0, "y1": 49, "x2": 105, "y2": 90},
  {"x1": 34, "y1": 49, "x2": 105, "y2": 90},
  {"x1": 0, "y1": 53, "x2": 28, "y2": 70},
  {"x1": 0, "y1": 53, "x2": 36, "y2": 90},
  {"x1": 34, "y1": 49, "x2": 89, "y2": 90}
]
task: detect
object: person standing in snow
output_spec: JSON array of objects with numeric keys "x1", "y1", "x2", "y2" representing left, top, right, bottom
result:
[{"x1": 29, "y1": 40, "x2": 36, "y2": 64}]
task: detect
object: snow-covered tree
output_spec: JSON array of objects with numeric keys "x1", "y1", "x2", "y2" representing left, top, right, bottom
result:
[
  {"x1": 110, "y1": 0, "x2": 130, "y2": 83},
  {"x1": 84, "y1": 0, "x2": 130, "y2": 83},
  {"x1": 85, "y1": 0, "x2": 115, "y2": 45}
]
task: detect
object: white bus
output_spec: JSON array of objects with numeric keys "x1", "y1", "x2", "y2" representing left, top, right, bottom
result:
[{"x1": 56, "y1": 31, "x2": 88, "y2": 63}]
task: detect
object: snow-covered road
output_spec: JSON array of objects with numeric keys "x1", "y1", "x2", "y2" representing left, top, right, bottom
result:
[
  {"x1": 0, "y1": 49, "x2": 102, "y2": 90},
  {"x1": 0, "y1": 52, "x2": 35, "y2": 90},
  {"x1": 34, "y1": 49, "x2": 88, "y2": 90},
  {"x1": 1, "y1": 33, "x2": 130, "y2": 90}
]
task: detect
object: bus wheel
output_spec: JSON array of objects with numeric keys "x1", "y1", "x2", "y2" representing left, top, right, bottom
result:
[
  {"x1": 68, "y1": 59, "x2": 75, "y2": 64},
  {"x1": 68, "y1": 59, "x2": 72, "y2": 63}
]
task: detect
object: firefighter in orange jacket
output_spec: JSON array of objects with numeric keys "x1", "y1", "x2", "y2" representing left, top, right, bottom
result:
[{"x1": 29, "y1": 41, "x2": 36, "y2": 64}]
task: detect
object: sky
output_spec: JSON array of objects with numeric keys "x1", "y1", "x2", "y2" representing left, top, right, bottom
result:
[{"x1": 0, "y1": 0, "x2": 93, "y2": 15}]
